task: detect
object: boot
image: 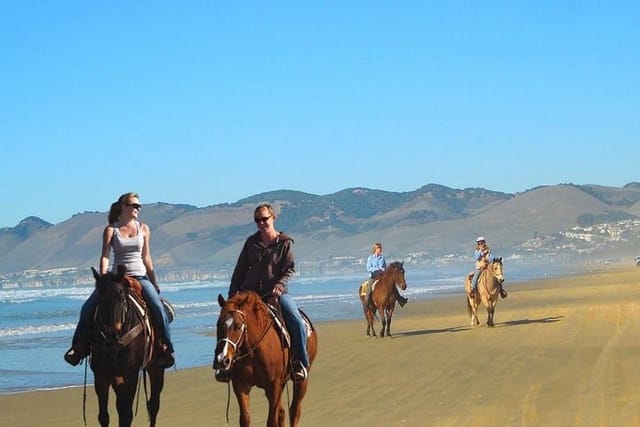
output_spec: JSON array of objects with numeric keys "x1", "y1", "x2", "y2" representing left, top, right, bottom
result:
[
  {"x1": 64, "y1": 348, "x2": 84, "y2": 366},
  {"x1": 397, "y1": 294, "x2": 408, "y2": 307},
  {"x1": 500, "y1": 286, "x2": 508, "y2": 299},
  {"x1": 64, "y1": 338, "x2": 89, "y2": 366},
  {"x1": 155, "y1": 343, "x2": 175, "y2": 369}
]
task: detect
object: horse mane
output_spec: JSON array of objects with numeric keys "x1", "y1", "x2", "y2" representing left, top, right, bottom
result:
[
  {"x1": 387, "y1": 261, "x2": 403, "y2": 270},
  {"x1": 226, "y1": 291, "x2": 268, "y2": 318}
]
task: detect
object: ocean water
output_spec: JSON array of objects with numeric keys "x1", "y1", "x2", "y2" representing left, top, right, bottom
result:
[{"x1": 0, "y1": 261, "x2": 579, "y2": 394}]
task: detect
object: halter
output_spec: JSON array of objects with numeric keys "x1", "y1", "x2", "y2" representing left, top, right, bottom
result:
[
  {"x1": 217, "y1": 306, "x2": 274, "y2": 366},
  {"x1": 96, "y1": 289, "x2": 146, "y2": 349},
  {"x1": 218, "y1": 309, "x2": 247, "y2": 354}
]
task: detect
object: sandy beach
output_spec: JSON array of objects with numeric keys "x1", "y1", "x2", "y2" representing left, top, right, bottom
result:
[{"x1": 3, "y1": 267, "x2": 640, "y2": 426}]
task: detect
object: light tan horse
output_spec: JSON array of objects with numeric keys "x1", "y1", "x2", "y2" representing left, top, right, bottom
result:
[
  {"x1": 358, "y1": 261, "x2": 408, "y2": 337},
  {"x1": 465, "y1": 258, "x2": 504, "y2": 327}
]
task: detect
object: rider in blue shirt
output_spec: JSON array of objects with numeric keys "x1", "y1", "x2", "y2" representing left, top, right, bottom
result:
[{"x1": 365, "y1": 243, "x2": 408, "y2": 307}]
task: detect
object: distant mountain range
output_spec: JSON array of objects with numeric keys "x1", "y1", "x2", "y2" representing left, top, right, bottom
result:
[{"x1": 2, "y1": 182, "x2": 640, "y2": 283}]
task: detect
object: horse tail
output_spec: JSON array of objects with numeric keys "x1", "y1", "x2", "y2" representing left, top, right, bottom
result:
[{"x1": 466, "y1": 294, "x2": 472, "y2": 315}]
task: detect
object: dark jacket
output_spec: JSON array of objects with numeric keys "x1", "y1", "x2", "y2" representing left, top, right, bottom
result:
[{"x1": 228, "y1": 231, "x2": 295, "y2": 299}]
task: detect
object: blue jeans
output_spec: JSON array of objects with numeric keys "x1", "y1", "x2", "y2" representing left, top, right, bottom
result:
[
  {"x1": 279, "y1": 293, "x2": 309, "y2": 368},
  {"x1": 472, "y1": 270, "x2": 481, "y2": 291},
  {"x1": 72, "y1": 276, "x2": 173, "y2": 352}
]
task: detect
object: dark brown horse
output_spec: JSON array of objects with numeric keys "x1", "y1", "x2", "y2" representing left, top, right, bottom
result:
[
  {"x1": 360, "y1": 261, "x2": 408, "y2": 337},
  {"x1": 89, "y1": 266, "x2": 165, "y2": 427},
  {"x1": 465, "y1": 257, "x2": 505, "y2": 327},
  {"x1": 214, "y1": 291, "x2": 318, "y2": 427}
]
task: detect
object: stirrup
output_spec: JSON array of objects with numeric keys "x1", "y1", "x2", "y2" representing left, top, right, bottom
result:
[{"x1": 293, "y1": 361, "x2": 308, "y2": 382}]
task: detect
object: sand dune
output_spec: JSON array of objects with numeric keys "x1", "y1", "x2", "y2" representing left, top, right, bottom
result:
[{"x1": 3, "y1": 267, "x2": 640, "y2": 426}]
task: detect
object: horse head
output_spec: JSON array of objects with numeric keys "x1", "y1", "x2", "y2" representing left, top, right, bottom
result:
[
  {"x1": 92, "y1": 265, "x2": 130, "y2": 342},
  {"x1": 490, "y1": 257, "x2": 504, "y2": 284},
  {"x1": 214, "y1": 292, "x2": 253, "y2": 372},
  {"x1": 387, "y1": 261, "x2": 407, "y2": 290}
]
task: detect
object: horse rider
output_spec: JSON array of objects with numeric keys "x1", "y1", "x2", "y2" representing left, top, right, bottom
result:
[
  {"x1": 469, "y1": 236, "x2": 508, "y2": 299},
  {"x1": 218, "y1": 203, "x2": 309, "y2": 383},
  {"x1": 365, "y1": 242, "x2": 408, "y2": 307}
]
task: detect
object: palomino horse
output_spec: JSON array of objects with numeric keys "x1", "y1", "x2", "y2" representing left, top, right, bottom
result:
[
  {"x1": 359, "y1": 261, "x2": 408, "y2": 337},
  {"x1": 90, "y1": 266, "x2": 166, "y2": 427},
  {"x1": 465, "y1": 257, "x2": 505, "y2": 328},
  {"x1": 214, "y1": 291, "x2": 318, "y2": 427}
]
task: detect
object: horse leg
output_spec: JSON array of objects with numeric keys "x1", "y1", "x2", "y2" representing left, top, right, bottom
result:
[
  {"x1": 113, "y1": 371, "x2": 138, "y2": 427},
  {"x1": 386, "y1": 307, "x2": 394, "y2": 337},
  {"x1": 378, "y1": 307, "x2": 386, "y2": 338},
  {"x1": 487, "y1": 302, "x2": 495, "y2": 327},
  {"x1": 467, "y1": 296, "x2": 480, "y2": 327},
  {"x1": 365, "y1": 307, "x2": 376, "y2": 337},
  {"x1": 264, "y1": 382, "x2": 284, "y2": 427},
  {"x1": 94, "y1": 375, "x2": 110, "y2": 427},
  {"x1": 146, "y1": 366, "x2": 165, "y2": 427},
  {"x1": 232, "y1": 383, "x2": 252, "y2": 427},
  {"x1": 290, "y1": 378, "x2": 309, "y2": 427}
]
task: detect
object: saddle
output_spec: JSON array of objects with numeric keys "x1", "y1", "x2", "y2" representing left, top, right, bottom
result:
[
  {"x1": 265, "y1": 303, "x2": 313, "y2": 350},
  {"x1": 359, "y1": 278, "x2": 379, "y2": 298}
]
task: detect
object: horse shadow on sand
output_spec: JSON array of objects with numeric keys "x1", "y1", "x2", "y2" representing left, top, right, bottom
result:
[
  {"x1": 393, "y1": 325, "x2": 469, "y2": 338},
  {"x1": 391, "y1": 315, "x2": 564, "y2": 338},
  {"x1": 501, "y1": 315, "x2": 564, "y2": 327}
]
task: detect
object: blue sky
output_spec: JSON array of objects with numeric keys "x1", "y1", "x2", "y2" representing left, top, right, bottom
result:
[{"x1": 1, "y1": 2, "x2": 638, "y2": 228}]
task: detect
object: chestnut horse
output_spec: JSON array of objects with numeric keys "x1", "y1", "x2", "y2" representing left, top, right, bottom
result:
[
  {"x1": 465, "y1": 257, "x2": 504, "y2": 327},
  {"x1": 359, "y1": 261, "x2": 408, "y2": 337},
  {"x1": 89, "y1": 266, "x2": 165, "y2": 427},
  {"x1": 214, "y1": 291, "x2": 318, "y2": 427}
]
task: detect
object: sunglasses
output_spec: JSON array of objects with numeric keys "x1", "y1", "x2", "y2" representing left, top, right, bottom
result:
[
  {"x1": 254, "y1": 216, "x2": 271, "y2": 223},
  {"x1": 125, "y1": 203, "x2": 142, "y2": 210}
]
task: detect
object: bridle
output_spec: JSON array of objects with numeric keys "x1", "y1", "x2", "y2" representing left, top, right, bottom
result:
[
  {"x1": 218, "y1": 309, "x2": 247, "y2": 359},
  {"x1": 216, "y1": 306, "x2": 274, "y2": 367},
  {"x1": 95, "y1": 282, "x2": 144, "y2": 348}
]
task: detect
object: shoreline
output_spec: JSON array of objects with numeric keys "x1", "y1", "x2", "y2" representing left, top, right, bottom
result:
[{"x1": 0, "y1": 263, "x2": 626, "y2": 398}]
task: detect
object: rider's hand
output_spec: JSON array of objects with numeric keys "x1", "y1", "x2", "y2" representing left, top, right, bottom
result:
[{"x1": 272, "y1": 283, "x2": 285, "y2": 297}]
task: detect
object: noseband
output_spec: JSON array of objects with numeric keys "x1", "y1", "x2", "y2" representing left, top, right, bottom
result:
[
  {"x1": 217, "y1": 306, "x2": 274, "y2": 366},
  {"x1": 218, "y1": 309, "x2": 247, "y2": 354}
]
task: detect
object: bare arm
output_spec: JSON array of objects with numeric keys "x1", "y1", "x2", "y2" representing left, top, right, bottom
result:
[
  {"x1": 141, "y1": 223, "x2": 158, "y2": 289},
  {"x1": 99, "y1": 226, "x2": 113, "y2": 274}
]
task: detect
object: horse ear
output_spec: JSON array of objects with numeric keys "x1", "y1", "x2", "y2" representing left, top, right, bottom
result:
[
  {"x1": 218, "y1": 294, "x2": 226, "y2": 307},
  {"x1": 91, "y1": 267, "x2": 100, "y2": 281}
]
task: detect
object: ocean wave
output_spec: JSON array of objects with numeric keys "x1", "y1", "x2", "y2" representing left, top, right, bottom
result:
[
  {"x1": 0, "y1": 322, "x2": 75, "y2": 338},
  {"x1": 0, "y1": 287, "x2": 93, "y2": 304}
]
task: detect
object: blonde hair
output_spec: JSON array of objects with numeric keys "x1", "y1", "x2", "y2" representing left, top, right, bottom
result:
[
  {"x1": 108, "y1": 192, "x2": 139, "y2": 225},
  {"x1": 371, "y1": 242, "x2": 383, "y2": 253}
]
